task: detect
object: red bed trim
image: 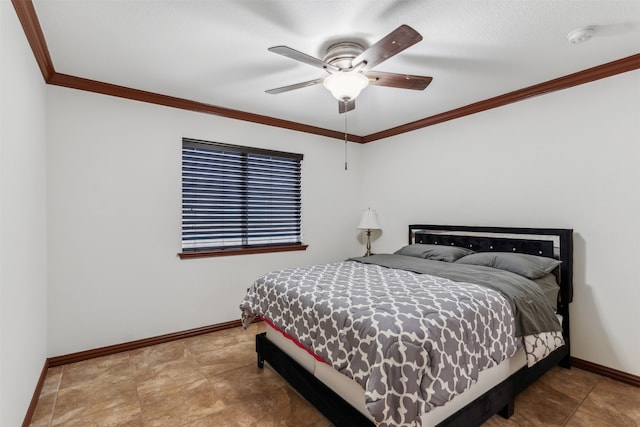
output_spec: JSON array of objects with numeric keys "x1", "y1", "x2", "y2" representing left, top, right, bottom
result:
[{"x1": 262, "y1": 318, "x2": 328, "y2": 364}]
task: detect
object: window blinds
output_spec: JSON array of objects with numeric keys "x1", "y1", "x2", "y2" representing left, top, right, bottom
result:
[{"x1": 182, "y1": 139, "x2": 303, "y2": 251}]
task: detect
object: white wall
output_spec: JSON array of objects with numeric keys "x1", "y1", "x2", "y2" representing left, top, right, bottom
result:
[
  {"x1": 0, "y1": 1, "x2": 49, "y2": 425},
  {"x1": 46, "y1": 86, "x2": 365, "y2": 356},
  {"x1": 361, "y1": 70, "x2": 640, "y2": 376},
  {"x1": 46, "y1": 68, "x2": 640, "y2": 377}
]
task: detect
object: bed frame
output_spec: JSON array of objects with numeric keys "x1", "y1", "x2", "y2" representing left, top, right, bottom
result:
[{"x1": 255, "y1": 225, "x2": 573, "y2": 426}]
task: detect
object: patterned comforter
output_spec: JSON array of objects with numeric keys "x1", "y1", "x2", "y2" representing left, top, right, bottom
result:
[{"x1": 240, "y1": 258, "x2": 563, "y2": 427}]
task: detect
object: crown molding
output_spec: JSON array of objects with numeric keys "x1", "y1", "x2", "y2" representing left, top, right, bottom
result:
[
  {"x1": 362, "y1": 53, "x2": 640, "y2": 142},
  {"x1": 11, "y1": 0, "x2": 640, "y2": 144},
  {"x1": 11, "y1": 0, "x2": 54, "y2": 80},
  {"x1": 47, "y1": 73, "x2": 361, "y2": 142},
  {"x1": 10, "y1": 0, "x2": 363, "y2": 143}
]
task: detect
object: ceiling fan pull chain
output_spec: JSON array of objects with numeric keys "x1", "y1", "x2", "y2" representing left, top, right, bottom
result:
[{"x1": 344, "y1": 100, "x2": 348, "y2": 170}]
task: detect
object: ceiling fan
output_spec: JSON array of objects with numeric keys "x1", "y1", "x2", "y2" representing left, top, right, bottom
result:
[{"x1": 265, "y1": 25, "x2": 433, "y2": 113}]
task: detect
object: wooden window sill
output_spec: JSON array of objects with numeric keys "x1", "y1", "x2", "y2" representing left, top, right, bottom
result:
[{"x1": 178, "y1": 244, "x2": 308, "y2": 259}]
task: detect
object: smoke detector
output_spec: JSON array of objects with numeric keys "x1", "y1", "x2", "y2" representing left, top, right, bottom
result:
[{"x1": 567, "y1": 26, "x2": 595, "y2": 44}]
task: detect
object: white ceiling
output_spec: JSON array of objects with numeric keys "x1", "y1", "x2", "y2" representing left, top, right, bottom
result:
[{"x1": 33, "y1": 0, "x2": 640, "y2": 136}]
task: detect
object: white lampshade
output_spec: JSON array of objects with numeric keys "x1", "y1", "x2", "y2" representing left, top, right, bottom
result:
[
  {"x1": 358, "y1": 208, "x2": 381, "y2": 230},
  {"x1": 323, "y1": 72, "x2": 370, "y2": 101}
]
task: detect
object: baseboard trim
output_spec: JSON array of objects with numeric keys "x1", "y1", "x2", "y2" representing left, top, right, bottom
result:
[
  {"x1": 47, "y1": 338, "x2": 640, "y2": 387},
  {"x1": 48, "y1": 319, "x2": 245, "y2": 367},
  {"x1": 24, "y1": 323, "x2": 637, "y2": 427},
  {"x1": 22, "y1": 359, "x2": 49, "y2": 427},
  {"x1": 571, "y1": 357, "x2": 640, "y2": 387},
  {"x1": 23, "y1": 319, "x2": 248, "y2": 426}
]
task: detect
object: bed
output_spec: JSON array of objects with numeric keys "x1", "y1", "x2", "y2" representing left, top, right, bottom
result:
[{"x1": 240, "y1": 225, "x2": 573, "y2": 426}]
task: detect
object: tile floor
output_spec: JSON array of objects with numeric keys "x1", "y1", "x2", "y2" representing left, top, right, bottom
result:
[{"x1": 30, "y1": 322, "x2": 639, "y2": 426}]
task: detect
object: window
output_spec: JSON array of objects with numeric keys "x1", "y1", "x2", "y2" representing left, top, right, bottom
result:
[{"x1": 180, "y1": 138, "x2": 305, "y2": 258}]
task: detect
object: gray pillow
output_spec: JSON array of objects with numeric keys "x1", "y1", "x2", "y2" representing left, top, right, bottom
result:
[
  {"x1": 394, "y1": 244, "x2": 475, "y2": 262},
  {"x1": 455, "y1": 252, "x2": 561, "y2": 279}
]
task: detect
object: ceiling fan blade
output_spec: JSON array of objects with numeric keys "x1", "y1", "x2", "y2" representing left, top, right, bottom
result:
[
  {"x1": 352, "y1": 25, "x2": 423, "y2": 72},
  {"x1": 268, "y1": 46, "x2": 340, "y2": 72},
  {"x1": 339, "y1": 99, "x2": 355, "y2": 114},
  {"x1": 265, "y1": 78, "x2": 325, "y2": 95},
  {"x1": 366, "y1": 71, "x2": 433, "y2": 90}
]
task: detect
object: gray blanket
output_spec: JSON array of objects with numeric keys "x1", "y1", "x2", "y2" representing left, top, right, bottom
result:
[{"x1": 350, "y1": 254, "x2": 561, "y2": 336}]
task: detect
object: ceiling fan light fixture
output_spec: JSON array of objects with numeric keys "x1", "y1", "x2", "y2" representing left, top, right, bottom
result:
[{"x1": 323, "y1": 72, "x2": 370, "y2": 101}]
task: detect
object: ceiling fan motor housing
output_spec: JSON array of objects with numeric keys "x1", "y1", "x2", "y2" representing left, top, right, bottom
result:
[{"x1": 323, "y1": 42, "x2": 366, "y2": 71}]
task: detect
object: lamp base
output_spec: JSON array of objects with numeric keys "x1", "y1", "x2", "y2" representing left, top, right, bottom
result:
[{"x1": 364, "y1": 229, "x2": 372, "y2": 257}]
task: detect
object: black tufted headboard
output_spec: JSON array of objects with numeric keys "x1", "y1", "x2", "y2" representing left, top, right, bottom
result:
[{"x1": 409, "y1": 224, "x2": 574, "y2": 312}]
